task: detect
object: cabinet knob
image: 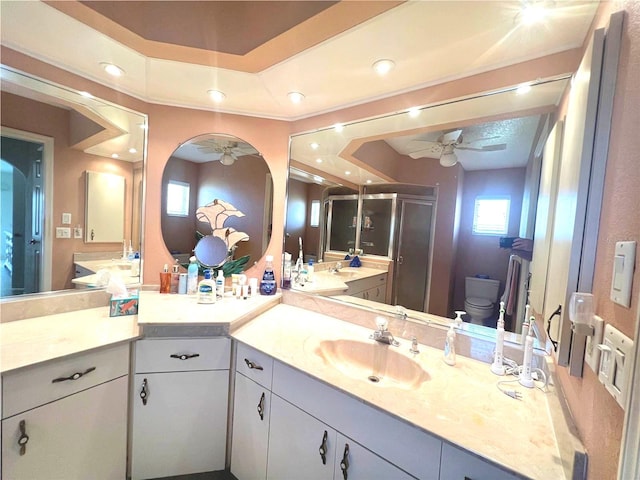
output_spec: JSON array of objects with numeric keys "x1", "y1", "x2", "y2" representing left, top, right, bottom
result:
[
  {"x1": 170, "y1": 353, "x2": 200, "y2": 361},
  {"x1": 140, "y1": 378, "x2": 149, "y2": 406},
  {"x1": 340, "y1": 443, "x2": 350, "y2": 480},
  {"x1": 18, "y1": 420, "x2": 29, "y2": 456},
  {"x1": 257, "y1": 392, "x2": 266, "y2": 421},
  {"x1": 51, "y1": 366, "x2": 96, "y2": 383},
  {"x1": 318, "y1": 430, "x2": 328, "y2": 465},
  {"x1": 244, "y1": 358, "x2": 264, "y2": 370}
]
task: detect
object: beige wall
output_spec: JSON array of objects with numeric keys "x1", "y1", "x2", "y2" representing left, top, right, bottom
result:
[
  {"x1": 549, "y1": 3, "x2": 640, "y2": 479},
  {"x1": 2, "y1": 92, "x2": 135, "y2": 291},
  {"x1": 452, "y1": 167, "x2": 526, "y2": 326}
]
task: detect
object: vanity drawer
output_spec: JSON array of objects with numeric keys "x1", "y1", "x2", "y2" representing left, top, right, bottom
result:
[
  {"x1": 345, "y1": 273, "x2": 387, "y2": 295},
  {"x1": 135, "y1": 337, "x2": 230, "y2": 373},
  {"x1": 235, "y1": 341, "x2": 273, "y2": 389},
  {"x1": 2, "y1": 342, "x2": 129, "y2": 419}
]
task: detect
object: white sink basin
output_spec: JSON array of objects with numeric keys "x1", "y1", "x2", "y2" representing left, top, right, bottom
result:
[{"x1": 314, "y1": 339, "x2": 430, "y2": 389}]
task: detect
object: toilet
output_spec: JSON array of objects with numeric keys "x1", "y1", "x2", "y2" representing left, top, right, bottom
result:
[{"x1": 464, "y1": 276, "x2": 501, "y2": 325}]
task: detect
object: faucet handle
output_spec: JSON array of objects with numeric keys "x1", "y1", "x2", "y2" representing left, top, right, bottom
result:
[{"x1": 375, "y1": 316, "x2": 388, "y2": 331}]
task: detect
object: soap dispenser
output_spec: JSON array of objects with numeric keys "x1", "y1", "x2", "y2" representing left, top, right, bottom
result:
[{"x1": 443, "y1": 323, "x2": 457, "y2": 366}]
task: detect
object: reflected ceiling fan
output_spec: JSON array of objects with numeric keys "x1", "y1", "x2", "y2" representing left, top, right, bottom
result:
[
  {"x1": 195, "y1": 139, "x2": 260, "y2": 165},
  {"x1": 406, "y1": 129, "x2": 506, "y2": 167}
]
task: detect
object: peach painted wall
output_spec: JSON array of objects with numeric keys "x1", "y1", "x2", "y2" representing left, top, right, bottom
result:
[
  {"x1": 284, "y1": 178, "x2": 307, "y2": 257},
  {"x1": 2, "y1": 92, "x2": 134, "y2": 290},
  {"x1": 304, "y1": 183, "x2": 325, "y2": 259},
  {"x1": 452, "y1": 167, "x2": 526, "y2": 327},
  {"x1": 143, "y1": 104, "x2": 289, "y2": 285},
  {"x1": 550, "y1": 3, "x2": 640, "y2": 479},
  {"x1": 161, "y1": 157, "x2": 199, "y2": 256}
]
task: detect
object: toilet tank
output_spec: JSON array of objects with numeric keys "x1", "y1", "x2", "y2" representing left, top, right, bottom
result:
[{"x1": 465, "y1": 277, "x2": 501, "y2": 302}]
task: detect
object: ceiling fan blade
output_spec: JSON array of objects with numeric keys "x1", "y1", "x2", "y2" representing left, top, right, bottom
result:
[
  {"x1": 409, "y1": 148, "x2": 442, "y2": 159},
  {"x1": 459, "y1": 135, "x2": 501, "y2": 145},
  {"x1": 456, "y1": 143, "x2": 507, "y2": 152}
]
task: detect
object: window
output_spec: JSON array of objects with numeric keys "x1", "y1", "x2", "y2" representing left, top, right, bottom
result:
[
  {"x1": 166, "y1": 180, "x2": 190, "y2": 216},
  {"x1": 310, "y1": 200, "x2": 320, "y2": 227},
  {"x1": 472, "y1": 196, "x2": 510, "y2": 235}
]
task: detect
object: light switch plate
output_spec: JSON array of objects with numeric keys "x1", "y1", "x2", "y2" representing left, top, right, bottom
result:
[
  {"x1": 598, "y1": 324, "x2": 634, "y2": 409},
  {"x1": 62, "y1": 213, "x2": 71, "y2": 225},
  {"x1": 55, "y1": 227, "x2": 71, "y2": 239},
  {"x1": 610, "y1": 241, "x2": 636, "y2": 307},
  {"x1": 585, "y1": 315, "x2": 604, "y2": 373}
]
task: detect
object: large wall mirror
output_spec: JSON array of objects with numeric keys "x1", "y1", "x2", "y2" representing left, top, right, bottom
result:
[
  {"x1": 0, "y1": 66, "x2": 146, "y2": 298},
  {"x1": 161, "y1": 133, "x2": 273, "y2": 270},
  {"x1": 287, "y1": 77, "x2": 571, "y2": 343}
]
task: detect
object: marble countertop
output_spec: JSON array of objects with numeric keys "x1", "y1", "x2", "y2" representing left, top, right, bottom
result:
[
  {"x1": 291, "y1": 266, "x2": 386, "y2": 295},
  {"x1": 0, "y1": 307, "x2": 140, "y2": 374},
  {"x1": 232, "y1": 304, "x2": 570, "y2": 480}
]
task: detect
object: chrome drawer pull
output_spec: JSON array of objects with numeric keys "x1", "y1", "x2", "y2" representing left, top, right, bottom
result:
[
  {"x1": 51, "y1": 366, "x2": 96, "y2": 383},
  {"x1": 257, "y1": 392, "x2": 265, "y2": 420},
  {"x1": 170, "y1": 353, "x2": 200, "y2": 361},
  {"x1": 140, "y1": 378, "x2": 149, "y2": 406},
  {"x1": 318, "y1": 430, "x2": 328, "y2": 465},
  {"x1": 340, "y1": 443, "x2": 350, "y2": 480},
  {"x1": 244, "y1": 358, "x2": 264, "y2": 370},
  {"x1": 18, "y1": 420, "x2": 29, "y2": 456}
]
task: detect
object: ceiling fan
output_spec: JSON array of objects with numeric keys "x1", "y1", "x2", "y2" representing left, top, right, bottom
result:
[
  {"x1": 406, "y1": 129, "x2": 506, "y2": 167},
  {"x1": 195, "y1": 139, "x2": 260, "y2": 165}
]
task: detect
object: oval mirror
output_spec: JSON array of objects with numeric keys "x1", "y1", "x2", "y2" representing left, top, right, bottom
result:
[{"x1": 161, "y1": 133, "x2": 273, "y2": 271}]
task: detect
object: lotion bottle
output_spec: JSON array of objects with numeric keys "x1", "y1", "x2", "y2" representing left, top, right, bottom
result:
[
  {"x1": 187, "y1": 256, "x2": 199, "y2": 295},
  {"x1": 216, "y1": 270, "x2": 225, "y2": 298},
  {"x1": 197, "y1": 269, "x2": 216, "y2": 304},
  {"x1": 443, "y1": 324, "x2": 457, "y2": 366}
]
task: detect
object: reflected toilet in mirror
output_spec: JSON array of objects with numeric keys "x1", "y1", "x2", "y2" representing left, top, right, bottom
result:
[{"x1": 161, "y1": 133, "x2": 273, "y2": 273}]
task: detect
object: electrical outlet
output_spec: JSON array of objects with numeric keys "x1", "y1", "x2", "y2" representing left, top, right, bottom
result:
[
  {"x1": 62, "y1": 213, "x2": 72, "y2": 225},
  {"x1": 73, "y1": 227, "x2": 83, "y2": 239},
  {"x1": 56, "y1": 227, "x2": 71, "y2": 239}
]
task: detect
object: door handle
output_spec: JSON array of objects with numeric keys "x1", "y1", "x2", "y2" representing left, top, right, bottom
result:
[
  {"x1": 257, "y1": 392, "x2": 265, "y2": 420},
  {"x1": 51, "y1": 366, "x2": 96, "y2": 383},
  {"x1": 18, "y1": 420, "x2": 29, "y2": 456},
  {"x1": 244, "y1": 358, "x2": 264, "y2": 370},
  {"x1": 397, "y1": 255, "x2": 404, "y2": 264},
  {"x1": 318, "y1": 430, "x2": 328, "y2": 465},
  {"x1": 140, "y1": 378, "x2": 149, "y2": 405},
  {"x1": 339, "y1": 443, "x2": 350, "y2": 480},
  {"x1": 170, "y1": 353, "x2": 200, "y2": 360}
]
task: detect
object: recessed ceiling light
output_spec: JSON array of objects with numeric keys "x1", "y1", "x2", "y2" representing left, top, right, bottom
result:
[
  {"x1": 316, "y1": 158, "x2": 323, "y2": 163},
  {"x1": 372, "y1": 59, "x2": 395, "y2": 76},
  {"x1": 520, "y1": 3, "x2": 547, "y2": 25},
  {"x1": 288, "y1": 91, "x2": 305, "y2": 104},
  {"x1": 79, "y1": 91, "x2": 94, "y2": 98},
  {"x1": 334, "y1": 123, "x2": 344, "y2": 132},
  {"x1": 207, "y1": 90, "x2": 226, "y2": 102},
  {"x1": 100, "y1": 62, "x2": 124, "y2": 77},
  {"x1": 408, "y1": 107, "x2": 421, "y2": 118},
  {"x1": 366, "y1": 180, "x2": 372, "y2": 184},
  {"x1": 345, "y1": 171, "x2": 351, "y2": 175},
  {"x1": 313, "y1": 175, "x2": 324, "y2": 183},
  {"x1": 516, "y1": 84, "x2": 532, "y2": 95},
  {"x1": 129, "y1": 148, "x2": 137, "y2": 154},
  {"x1": 310, "y1": 142, "x2": 319, "y2": 150},
  {"x1": 111, "y1": 153, "x2": 119, "y2": 159}
]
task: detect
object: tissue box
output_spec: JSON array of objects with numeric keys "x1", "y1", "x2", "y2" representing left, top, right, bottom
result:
[{"x1": 109, "y1": 289, "x2": 139, "y2": 317}]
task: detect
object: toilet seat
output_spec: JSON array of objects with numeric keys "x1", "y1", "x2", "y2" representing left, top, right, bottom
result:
[{"x1": 465, "y1": 297, "x2": 493, "y2": 309}]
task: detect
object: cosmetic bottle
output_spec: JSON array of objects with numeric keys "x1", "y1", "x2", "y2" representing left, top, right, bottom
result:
[
  {"x1": 197, "y1": 269, "x2": 216, "y2": 304},
  {"x1": 159, "y1": 264, "x2": 171, "y2": 294},
  {"x1": 187, "y1": 256, "x2": 199, "y2": 295},
  {"x1": 260, "y1": 255, "x2": 277, "y2": 295},
  {"x1": 443, "y1": 323, "x2": 457, "y2": 366},
  {"x1": 170, "y1": 262, "x2": 180, "y2": 293},
  {"x1": 307, "y1": 259, "x2": 315, "y2": 282},
  {"x1": 216, "y1": 270, "x2": 225, "y2": 298},
  {"x1": 178, "y1": 273, "x2": 187, "y2": 294},
  {"x1": 282, "y1": 252, "x2": 292, "y2": 289}
]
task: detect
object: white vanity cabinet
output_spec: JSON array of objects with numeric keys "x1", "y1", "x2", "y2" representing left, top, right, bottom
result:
[
  {"x1": 230, "y1": 342, "x2": 274, "y2": 480},
  {"x1": 130, "y1": 337, "x2": 230, "y2": 480},
  {"x1": 1, "y1": 343, "x2": 129, "y2": 480},
  {"x1": 345, "y1": 273, "x2": 387, "y2": 302},
  {"x1": 439, "y1": 443, "x2": 522, "y2": 480}
]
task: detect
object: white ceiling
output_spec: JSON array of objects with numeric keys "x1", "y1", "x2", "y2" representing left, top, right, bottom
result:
[{"x1": 0, "y1": 1, "x2": 599, "y2": 120}]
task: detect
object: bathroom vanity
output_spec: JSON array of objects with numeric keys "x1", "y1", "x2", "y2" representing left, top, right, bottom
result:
[{"x1": 0, "y1": 291, "x2": 584, "y2": 480}]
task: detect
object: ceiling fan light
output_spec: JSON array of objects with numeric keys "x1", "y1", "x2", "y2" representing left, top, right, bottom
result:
[
  {"x1": 440, "y1": 152, "x2": 458, "y2": 167},
  {"x1": 220, "y1": 152, "x2": 236, "y2": 166}
]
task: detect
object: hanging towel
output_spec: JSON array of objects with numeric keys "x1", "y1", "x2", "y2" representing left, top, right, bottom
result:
[{"x1": 500, "y1": 255, "x2": 521, "y2": 315}]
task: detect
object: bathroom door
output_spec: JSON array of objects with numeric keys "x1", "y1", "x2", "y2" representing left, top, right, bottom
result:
[{"x1": 393, "y1": 200, "x2": 435, "y2": 312}]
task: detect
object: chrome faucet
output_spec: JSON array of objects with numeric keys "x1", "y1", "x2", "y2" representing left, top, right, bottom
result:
[
  {"x1": 395, "y1": 305, "x2": 408, "y2": 320},
  {"x1": 329, "y1": 261, "x2": 343, "y2": 274},
  {"x1": 371, "y1": 317, "x2": 399, "y2": 346}
]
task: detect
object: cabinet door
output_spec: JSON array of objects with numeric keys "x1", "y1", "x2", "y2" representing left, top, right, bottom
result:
[
  {"x1": 130, "y1": 370, "x2": 229, "y2": 479},
  {"x1": 267, "y1": 394, "x2": 336, "y2": 480},
  {"x1": 2, "y1": 376, "x2": 127, "y2": 480},
  {"x1": 365, "y1": 284, "x2": 386, "y2": 303},
  {"x1": 231, "y1": 372, "x2": 271, "y2": 480},
  {"x1": 333, "y1": 433, "x2": 415, "y2": 480},
  {"x1": 439, "y1": 443, "x2": 521, "y2": 480}
]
